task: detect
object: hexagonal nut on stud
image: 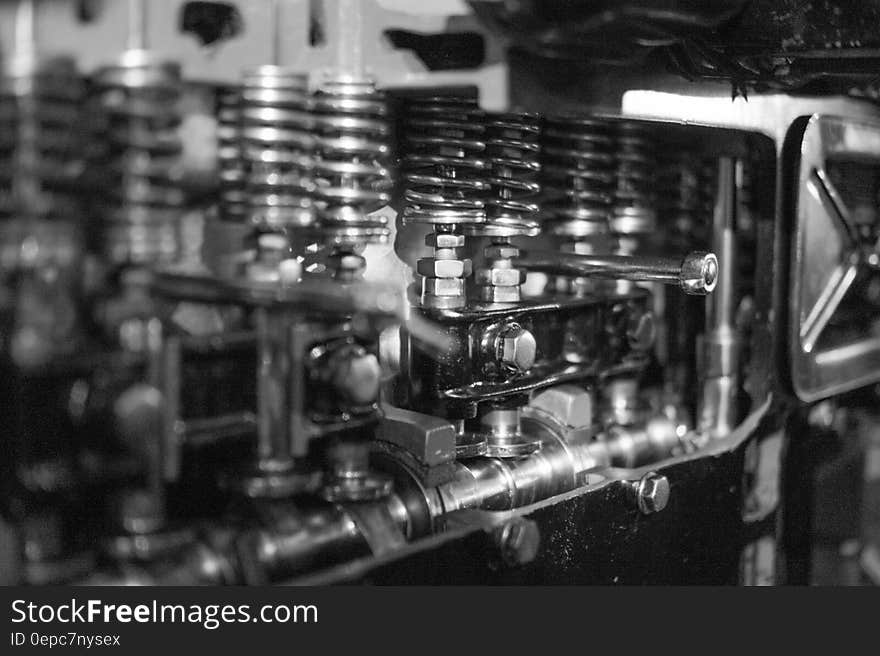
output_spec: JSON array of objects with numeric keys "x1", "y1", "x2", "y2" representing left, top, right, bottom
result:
[
  {"x1": 479, "y1": 285, "x2": 521, "y2": 303},
  {"x1": 423, "y1": 276, "x2": 466, "y2": 297},
  {"x1": 497, "y1": 324, "x2": 537, "y2": 373},
  {"x1": 416, "y1": 257, "x2": 472, "y2": 279},
  {"x1": 631, "y1": 472, "x2": 670, "y2": 515},
  {"x1": 484, "y1": 244, "x2": 520, "y2": 260},
  {"x1": 530, "y1": 384, "x2": 593, "y2": 428},
  {"x1": 679, "y1": 251, "x2": 718, "y2": 296},
  {"x1": 426, "y1": 232, "x2": 466, "y2": 249},
  {"x1": 475, "y1": 267, "x2": 526, "y2": 287}
]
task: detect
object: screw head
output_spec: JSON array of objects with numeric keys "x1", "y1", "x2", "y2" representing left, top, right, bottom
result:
[
  {"x1": 635, "y1": 472, "x2": 670, "y2": 514},
  {"x1": 497, "y1": 324, "x2": 536, "y2": 373}
]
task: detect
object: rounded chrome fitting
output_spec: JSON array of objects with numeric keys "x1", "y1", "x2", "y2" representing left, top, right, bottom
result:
[{"x1": 679, "y1": 251, "x2": 718, "y2": 296}]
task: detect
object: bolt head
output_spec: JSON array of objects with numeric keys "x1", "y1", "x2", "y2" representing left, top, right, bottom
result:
[
  {"x1": 498, "y1": 324, "x2": 536, "y2": 373},
  {"x1": 636, "y1": 472, "x2": 670, "y2": 514}
]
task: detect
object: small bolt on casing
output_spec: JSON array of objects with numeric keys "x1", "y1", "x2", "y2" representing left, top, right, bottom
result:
[
  {"x1": 627, "y1": 471, "x2": 670, "y2": 515},
  {"x1": 496, "y1": 323, "x2": 537, "y2": 374}
]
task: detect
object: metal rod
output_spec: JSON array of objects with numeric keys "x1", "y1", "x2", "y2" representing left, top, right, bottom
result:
[
  {"x1": 517, "y1": 250, "x2": 718, "y2": 296},
  {"x1": 271, "y1": 0, "x2": 281, "y2": 65},
  {"x1": 698, "y1": 157, "x2": 740, "y2": 437},
  {"x1": 13, "y1": 0, "x2": 36, "y2": 64},
  {"x1": 127, "y1": 0, "x2": 147, "y2": 51},
  {"x1": 256, "y1": 308, "x2": 292, "y2": 462},
  {"x1": 336, "y1": 0, "x2": 364, "y2": 77}
]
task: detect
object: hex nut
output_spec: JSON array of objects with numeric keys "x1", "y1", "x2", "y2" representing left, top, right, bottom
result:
[
  {"x1": 416, "y1": 257, "x2": 472, "y2": 279},
  {"x1": 423, "y1": 277, "x2": 466, "y2": 297},
  {"x1": 475, "y1": 267, "x2": 525, "y2": 287},
  {"x1": 426, "y1": 232, "x2": 466, "y2": 249},
  {"x1": 484, "y1": 244, "x2": 520, "y2": 260},
  {"x1": 478, "y1": 285, "x2": 521, "y2": 303}
]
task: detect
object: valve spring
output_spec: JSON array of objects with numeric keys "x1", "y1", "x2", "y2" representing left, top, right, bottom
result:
[
  {"x1": 474, "y1": 111, "x2": 541, "y2": 238},
  {"x1": 240, "y1": 66, "x2": 316, "y2": 232},
  {"x1": 216, "y1": 85, "x2": 246, "y2": 223},
  {"x1": 540, "y1": 115, "x2": 615, "y2": 244},
  {"x1": 402, "y1": 95, "x2": 487, "y2": 308},
  {"x1": 0, "y1": 91, "x2": 13, "y2": 220},
  {"x1": 658, "y1": 153, "x2": 713, "y2": 249},
  {"x1": 0, "y1": 56, "x2": 85, "y2": 222},
  {"x1": 88, "y1": 50, "x2": 184, "y2": 267},
  {"x1": 313, "y1": 76, "x2": 391, "y2": 250},
  {"x1": 471, "y1": 111, "x2": 542, "y2": 304},
  {"x1": 402, "y1": 95, "x2": 488, "y2": 227},
  {"x1": 612, "y1": 120, "x2": 657, "y2": 255}
]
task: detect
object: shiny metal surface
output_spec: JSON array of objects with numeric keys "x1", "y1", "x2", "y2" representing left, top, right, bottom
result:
[{"x1": 789, "y1": 115, "x2": 880, "y2": 401}]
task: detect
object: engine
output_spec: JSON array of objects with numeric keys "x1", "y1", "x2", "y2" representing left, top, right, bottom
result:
[{"x1": 1, "y1": 0, "x2": 879, "y2": 586}]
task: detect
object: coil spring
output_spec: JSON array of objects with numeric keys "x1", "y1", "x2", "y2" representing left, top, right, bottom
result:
[
  {"x1": 240, "y1": 66, "x2": 316, "y2": 231},
  {"x1": 658, "y1": 153, "x2": 713, "y2": 248},
  {"x1": 540, "y1": 115, "x2": 615, "y2": 241},
  {"x1": 612, "y1": 120, "x2": 657, "y2": 249},
  {"x1": 88, "y1": 50, "x2": 184, "y2": 266},
  {"x1": 313, "y1": 76, "x2": 391, "y2": 246},
  {"x1": 468, "y1": 111, "x2": 540, "y2": 238},
  {"x1": 0, "y1": 57, "x2": 85, "y2": 222},
  {"x1": 402, "y1": 95, "x2": 488, "y2": 227},
  {"x1": 216, "y1": 85, "x2": 246, "y2": 223},
  {"x1": 0, "y1": 82, "x2": 16, "y2": 221}
]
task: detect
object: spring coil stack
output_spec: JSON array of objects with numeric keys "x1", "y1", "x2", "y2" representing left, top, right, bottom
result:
[
  {"x1": 0, "y1": 57, "x2": 85, "y2": 223},
  {"x1": 239, "y1": 66, "x2": 316, "y2": 235},
  {"x1": 216, "y1": 85, "x2": 247, "y2": 224},
  {"x1": 658, "y1": 153, "x2": 713, "y2": 250},
  {"x1": 469, "y1": 111, "x2": 541, "y2": 303},
  {"x1": 0, "y1": 83, "x2": 12, "y2": 222},
  {"x1": 612, "y1": 120, "x2": 657, "y2": 257},
  {"x1": 540, "y1": 116, "x2": 616, "y2": 294},
  {"x1": 403, "y1": 95, "x2": 487, "y2": 308},
  {"x1": 657, "y1": 152, "x2": 713, "y2": 402},
  {"x1": 88, "y1": 50, "x2": 183, "y2": 267},
  {"x1": 313, "y1": 76, "x2": 391, "y2": 281}
]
